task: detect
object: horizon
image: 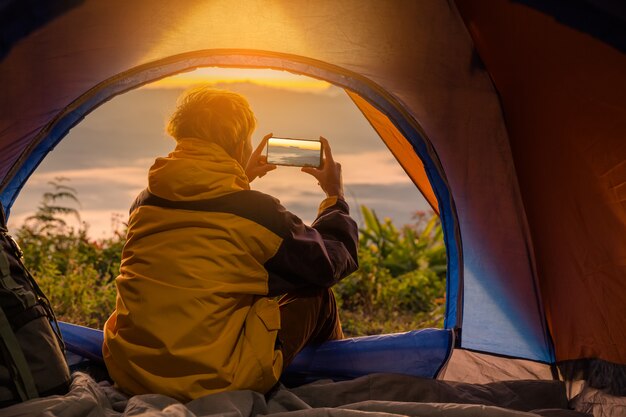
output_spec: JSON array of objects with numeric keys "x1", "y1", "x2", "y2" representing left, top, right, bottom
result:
[{"x1": 146, "y1": 67, "x2": 332, "y2": 92}]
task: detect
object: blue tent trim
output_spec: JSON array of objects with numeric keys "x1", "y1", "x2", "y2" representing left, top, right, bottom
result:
[
  {"x1": 285, "y1": 328, "x2": 454, "y2": 383},
  {"x1": 59, "y1": 322, "x2": 104, "y2": 365},
  {"x1": 59, "y1": 322, "x2": 454, "y2": 383}
]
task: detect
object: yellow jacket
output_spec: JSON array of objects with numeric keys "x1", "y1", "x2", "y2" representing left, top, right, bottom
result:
[{"x1": 103, "y1": 138, "x2": 358, "y2": 401}]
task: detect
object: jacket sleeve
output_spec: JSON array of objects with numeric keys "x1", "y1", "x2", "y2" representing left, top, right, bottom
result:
[{"x1": 264, "y1": 196, "x2": 359, "y2": 296}]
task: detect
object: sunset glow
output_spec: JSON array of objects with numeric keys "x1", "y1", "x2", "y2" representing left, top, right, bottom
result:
[
  {"x1": 147, "y1": 67, "x2": 331, "y2": 92},
  {"x1": 268, "y1": 137, "x2": 321, "y2": 151}
]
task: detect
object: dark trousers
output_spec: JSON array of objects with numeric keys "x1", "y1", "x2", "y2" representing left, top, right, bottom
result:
[{"x1": 277, "y1": 288, "x2": 344, "y2": 369}]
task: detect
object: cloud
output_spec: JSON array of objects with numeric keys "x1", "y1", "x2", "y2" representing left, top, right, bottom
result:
[
  {"x1": 336, "y1": 151, "x2": 412, "y2": 185},
  {"x1": 25, "y1": 167, "x2": 147, "y2": 188},
  {"x1": 7, "y1": 210, "x2": 128, "y2": 241}
]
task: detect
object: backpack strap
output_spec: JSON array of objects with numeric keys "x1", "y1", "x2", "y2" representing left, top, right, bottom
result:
[
  {"x1": 0, "y1": 241, "x2": 37, "y2": 310},
  {"x1": 0, "y1": 250, "x2": 21, "y2": 291},
  {"x1": 0, "y1": 208, "x2": 66, "y2": 401},
  {"x1": 1, "y1": 235, "x2": 65, "y2": 350},
  {"x1": 0, "y1": 300, "x2": 39, "y2": 401}
]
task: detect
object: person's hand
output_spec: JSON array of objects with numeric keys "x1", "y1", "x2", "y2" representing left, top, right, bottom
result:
[
  {"x1": 302, "y1": 137, "x2": 344, "y2": 198},
  {"x1": 246, "y1": 133, "x2": 277, "y2": 182}
]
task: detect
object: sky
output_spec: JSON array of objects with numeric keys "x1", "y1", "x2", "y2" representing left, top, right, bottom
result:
[
  {"x1": 8, "y1": 68, "x2": 431, "y2": 239},
  {"x1": 147, "y1": 68, "x2": 332, "y2": 92}
]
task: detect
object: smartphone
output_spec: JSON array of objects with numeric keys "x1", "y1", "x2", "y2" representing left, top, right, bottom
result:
[{"x1": 266, "y1": 137, "x2": 322, "y2": 168}]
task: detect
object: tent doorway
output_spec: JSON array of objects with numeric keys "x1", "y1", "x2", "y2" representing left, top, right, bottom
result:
[
  {"x1": 2, "y1": 50, "x2": 463, "y2": 333},
  {"x1": 5, "y1": 53, "x2": 459, "y2": 336}
]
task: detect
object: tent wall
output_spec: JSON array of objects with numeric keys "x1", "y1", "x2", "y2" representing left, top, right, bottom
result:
[
  {"x1": 0, "y1": 1, "x2": 554, "y2": 363},
  {"x1": 456, "y1": 0, "x2": 626, "y2": 369}
]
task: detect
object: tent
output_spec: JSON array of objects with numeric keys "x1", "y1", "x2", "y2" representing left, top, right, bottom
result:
[{"x1": 1, "y1": 0, "x2": 625, "y2": 397}]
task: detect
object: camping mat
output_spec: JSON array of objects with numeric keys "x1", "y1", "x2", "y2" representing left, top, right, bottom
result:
[{"x1": 1, "y1": 372, "x2": 591, "y2": 417}]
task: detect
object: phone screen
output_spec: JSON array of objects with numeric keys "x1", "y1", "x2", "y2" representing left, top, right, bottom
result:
[{"x1": 266, "y1": 137, "x2": 322, "y2": 168}]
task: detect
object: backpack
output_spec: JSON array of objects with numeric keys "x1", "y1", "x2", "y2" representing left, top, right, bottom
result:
[{"x1": 0, "y1": 204, "x2": 70, "y2": 407}]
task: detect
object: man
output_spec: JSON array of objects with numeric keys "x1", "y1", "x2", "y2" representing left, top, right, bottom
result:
[{"x1": 102, "y1": 87, "x2": 358, "y2": 401}]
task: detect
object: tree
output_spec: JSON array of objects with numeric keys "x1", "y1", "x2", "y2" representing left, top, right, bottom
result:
[{"x1": 25, "y1": 177, "x2": 82, "y2": 234}]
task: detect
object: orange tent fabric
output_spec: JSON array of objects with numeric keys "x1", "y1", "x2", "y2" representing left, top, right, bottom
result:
[
  {"x1": 456, "y1": 0, "x2": 626, "y2": 365},
  {"x1": 347, "y1": 90, "x2": 438, "y2": 214}
]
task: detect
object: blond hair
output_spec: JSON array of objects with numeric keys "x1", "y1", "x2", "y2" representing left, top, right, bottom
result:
[{"x1": 167, "y1": 87, "x2": 256, "y2": 158}]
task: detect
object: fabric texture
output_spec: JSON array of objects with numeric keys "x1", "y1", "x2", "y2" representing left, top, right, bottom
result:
[
  {"x1": 455, "y1": 0, "x2": 626, "y2": 367},
  {"x1": 102, "y1": 138, "x2": 358, "y2": 401},
  {"x1": 0, "y1": 372, "x2": 591, "y2": 417},
  {"x1": 570, "y1": 383, "x2": 626, "y2": 417},
  {"x1": 0, "y1": 226, "x2": 71, "y2": 407}
]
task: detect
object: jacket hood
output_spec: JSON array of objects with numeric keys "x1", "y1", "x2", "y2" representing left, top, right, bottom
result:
[{"x1": 148, "y1": 138, "x2": 250, "y2": 200}]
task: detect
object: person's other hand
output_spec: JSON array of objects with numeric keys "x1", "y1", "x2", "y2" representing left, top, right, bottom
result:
[
  {"x1": 302, "y1": 137, "x2": 344, "y2": 198},
  {"x1": 246, "y1": 133, "x2": 277, "y2": 182}
]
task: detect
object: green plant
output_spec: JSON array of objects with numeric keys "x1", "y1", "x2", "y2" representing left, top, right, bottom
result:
[
  {"x1": 14, "y1": 179, "x2": 124, "y2": 328},
  {"x1": 335, "y1": 206, "x2": 447, "y2": 336}
]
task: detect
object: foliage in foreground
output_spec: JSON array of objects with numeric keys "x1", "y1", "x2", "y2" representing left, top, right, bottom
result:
[
  {"x1": 13, "y1": 181, "x2": 447, "y2": 334},
  {"x1": 14, "y1": 179, "x2": 122, "y2": 328},
  {"x1": 334, "y1": 206, "x2": 446, "y2": 336}
]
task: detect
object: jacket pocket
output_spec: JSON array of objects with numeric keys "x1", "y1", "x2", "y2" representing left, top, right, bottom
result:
[{"x1": 234, "y1": 297, "x2": 283, "y2": 393}]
